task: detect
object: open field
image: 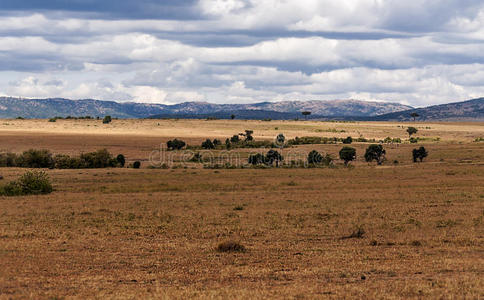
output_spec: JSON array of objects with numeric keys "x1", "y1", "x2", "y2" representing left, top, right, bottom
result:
[{"x1": 0, "y1": 119, "x2": 484, "y2": 299}]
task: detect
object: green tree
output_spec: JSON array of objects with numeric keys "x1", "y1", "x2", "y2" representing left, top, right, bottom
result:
[
  {"x1": 230, "y1": 135, "x2": 240, "y2": 143},
  {"x1": 266, "y1": 150, "x2": 283, "y2": 167},
  {"x1": 230, "y1": 114, "x2": 235, "y2": 120},
  {"x1": 308, "y1": 150, "x2": 323, "y2": 164},
  {"x1": 301, "y1": 111, "x2": 311, "y2": 120},
  {"x1": 412, "y1": 146, "x2": 428, "y2": 162},
  {"x1": 116, "y1": 154, "x2": 126, "y2": 167},
  {"x1": 364, "y1": 144, "x2": 386, "y2": 165},
  {"x1": 167, "y1": 139, "x2": 186, "y2": 150},
  {"x1": 103, "y1": 115, "x2": 112, "y2": 124},
  {"x1": 410, "y1": 112, "x2": 420, "y2": 121},
  {"x1": 406, "y1": 126, "x2": 418, "y2": 137},
  {"x1": 201, "y1": 139, "x2": 215, "y2": 149},
  {"x1": 339, "y1": 147, "x2": 356, "y2": 165},
  {"x1": 342, "y1": 136, "x2": 353, "y2": 144}
]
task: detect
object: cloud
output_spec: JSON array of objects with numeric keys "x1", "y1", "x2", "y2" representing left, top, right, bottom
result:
[{"x1": 0, "y1": 1, "x2": 484, "y2": 107}]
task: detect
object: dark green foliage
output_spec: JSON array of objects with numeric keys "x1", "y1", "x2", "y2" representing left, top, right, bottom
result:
[
  {"x1": 383, "y1": 137, "x2": 402, "y2": 143},
  {"x1": 0, "y1": 170, "x2": 53, "y2": 196},
  {"x1": 225, "y1": 138, "x2": 231, "y2": 149},
  {"x1": 213, "y1": 139, "x2": 221, "y2": 146},
  {"x1": 412, "y1": 146, "x2": 428, "y2": 162},
  {"x1": 339, "y1": 147, "x2": 356, "y2": 165},
  {"x1": 133, "y1": 161, "x2": 141, "y2": 169},
  {"x1": 230, "y1": 114, "x2": 235, "y2": 120},
  {"x1": 265, "y1": 150, "x2": 283, "y2": 167},
  {"x1": 342, "y1": 136, "x2": 353, "y2": 144},
  {"x1": 16, "y1": 149, "x2": 54, "y2": 168},
  {"x1": 116, "y1": 154, "x2": 126, "y2": 167},
  {"x1": 230, "y1": 135, "x2": 240, "y2": 143},
  {"x1": 409, "y1": 137, "x2": 418, "y2": 143},
  {"x1": 407, "y1": 126, "x2": 418, "y2": 137},
  {"x1": 201, "y1": 139, "x2": 215, "y2": 149},
  {"x1": 102, "y1": 115, "x2": 112, "y2": 124},
  {"x1": 410, "y1": 112, "x2": 420, "y2": 121},
  {"x1": 0, "y1": 152, "x2": 18, "y2": 167},
  {"x1": 53, "y1": 154, "x2": 82, "y2": 169},
  {"x1": 248, "y1": 153, "x2": 265, "y2": 165},
  {"x1": 364, "y1": 144, "x2": 386, "y2": 165},
  {"x1": 307, "y1": 150, "x2": 323, "y2": 164},
  {"x1": 80, "y1": 149, "x2": 116, "y2": 168},
  {"x1": 167, "y1": 139, "x2": 186, "y2": 150},
  {"x1": 244, "y1": 130, "x2": 254, "y2": 141}
]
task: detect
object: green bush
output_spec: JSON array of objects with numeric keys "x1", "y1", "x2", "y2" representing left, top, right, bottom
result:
[
  {"x1": 133, "y1": 161, "x2": 141, "y2": 169},
  {"x1": 80, "y1": 149, "x2": 116, "y2": 168},
  {"x1": 167, "y1": 139, "x2": 186, "y2": 150},
  {"x1": 412, "y1": 146, "x2": 428, "y2": 162},
  {"x1": 0, "y1": 152, "x2": 18, "y2": 167},
  {"x1": 102, "y1": 115, "x2": 112, "y2": 124},
  {"x1": 339, "y1": 147, "x2": 356, "y2": 165},
  {"x1": 53, "y1": 154, "x2": 82, "y2": 169},
  {"x1": 0, "y1": 170, "x2": 53, "y2": 196},
  {"x1": 17, "y1": 149, "x2": 54, "y2": 168},
  {"x1": 116, "y1": 154, "x2": 126, "y2": 167},
  {"x1": 201, "y1": 139, "x2": 215, "y2": 149},
  {"x1": 342, "y1": 136, "x2": 353, "y2": 144},
  {"x1": 364, "y1": 144, "x2": 386, "y2": 165}
]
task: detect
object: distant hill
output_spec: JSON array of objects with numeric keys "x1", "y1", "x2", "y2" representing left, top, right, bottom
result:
[
  {"x1": 369, "y1": 98, "x2": 484, "y2": 121},
  {"x1": 0, "y1": 97, "x2": 412, "y2": 119}
]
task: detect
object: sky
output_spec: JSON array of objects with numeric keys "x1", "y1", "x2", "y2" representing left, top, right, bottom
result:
[{"x1": 1, "y1": 0, "x2": 484, "y2": 107}]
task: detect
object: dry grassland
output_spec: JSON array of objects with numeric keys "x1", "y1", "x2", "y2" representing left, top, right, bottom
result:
[{"x1": 0, "y1": 119, "x2": 483, "y2": 299}]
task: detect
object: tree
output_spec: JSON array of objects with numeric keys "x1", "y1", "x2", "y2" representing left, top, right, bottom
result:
[
  {"x1": 407, "y1": 127, "x2": 418, "y2": 137},
  {"x1": 213, "y1": 139, "x2": 222, "y2": 146},
  {"x1": 412, "y1": 146, "x2": 428, "y2": 162},
  {"x1": 244, "y1": 130, "x2": 254, "y2": 141},
  {"x1": 230, "y1": 135, "x2": 240, "y2": 143},
  {"x1": 116, "y1": 154, "x2": 126, "y2": 167},
  {"x1": 230, "y1": 114, "x2": 235, "y2": 120},
  {"x1": 339, "y1": 147, "x2": 356, "y2": 166},
  {"x1": 201, "y1": 139, "x2": 215, "y2": 149},
  {"x1": 364, "y1": 144, "x2": 386, "y2": 165},
  {"x1": 410, "y1": 112, "x2": 420, "y2": 121},
  {"x1": 276, "y1": 133, "x2": 285, "y2": 148},
  {"x1": 248, "y1": 153, "x2": 265, "y2": 165},
  {"x1": 103, "y1": 115, "x2": 112, "y2": 124},
  {"x1": 266, "y1": 150, "x2": 283, "y2": 167},
  {"x1": 133, "y1": 161, "x2": 141, "y2": 169},
  {"x1": 225, "y1": 138, "x2": 231, "y2": 149},
  {"x1": 167, "y1": 139, "x2": 186, "y2": 150},
  {"x1": 308, "y1": 150, "x2": 323, "y2": 164},
  {"x1": 302, "y1": 111, "x2": 311, "y2": 120},
  {"x1": 342, "y1": 136, "x2": 353, "y2": 144}
]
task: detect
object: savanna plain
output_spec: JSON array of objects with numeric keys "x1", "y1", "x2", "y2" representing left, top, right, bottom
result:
[{"x1": 0, "y1": 119, "x2": 483, "y2": 299}]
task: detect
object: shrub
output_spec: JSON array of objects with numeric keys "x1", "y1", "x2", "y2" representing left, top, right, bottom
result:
[
  {"x1": 53, "y1": 154, "x2": 82, "y2": 169},
  {"x1": 244, "y1": 130, "x2": 254, "y2": 141},
  {"x1": 102, "y1": 115, "x2": 112, "y2": 124},
  {"x1": 201, "y1": 139, "x2": 215, "y2": 149},
  {"x1": 80, "y1": 149, "x2": 116, "y2": 168},
  {"x1": 339, "y1": 147, "x2": 356, "y2": 165},
  {"x1": 167, "y1": 139, "x2": 186, "y2": 150},
  {"x1": 307, "y1": 150, "x2": 323, "y2": 164},
  {"x1": 248, "y1": 153, "x2": 265, "y2": 165},
  {"x1": 409, "y1": 137, "x2": 418, "y2": 143},
  {"x1": 407, "y1": 126, "x2": 418, "y2": 137},
  {"x1": 265, "y1": 150, "x2": 283, "y2": 167},
  {"x1": 230, "y1": 135, "x2": 240, "y2": 143},
  {"x1": 0, "y1": 152, "x2": 18, "y2": 167},
  {"x1": 48, "y1": 118, "x2": 57, "y2": 122},
  {"x1": 213, "y1": 139, "x2": 222, "y2": 146},
  {"x1": 17, "y1": 149, "x2": 54, "y2": 168},
  {"x1": 0, "y1": 170, "x2": 53, "y2": 196},
  {"x1": 342, "y1": 136, "x2": 353, "y2": 144},
  {"x1": 116, "y1": 154, "x2": 126, "y2": 167},
  {"x1": 133, "y1": 161, "x2": 141, "y2": 169},
  {"x1": 412, "y1": 146, "x2": 428, "y2": 162},
  {"x1": 364, "y1": 144, "x2": 386, "y2": 165},
  {"x1": 216, "y1": 241, "x2": 246, "y2": 253}
]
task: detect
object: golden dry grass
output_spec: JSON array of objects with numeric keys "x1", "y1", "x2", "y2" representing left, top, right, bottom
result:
[{"x1": 0, "y1": 119, "x2": 483, "y2": 299}]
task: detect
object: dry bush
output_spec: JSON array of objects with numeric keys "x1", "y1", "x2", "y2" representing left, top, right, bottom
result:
[{"x1": 216, "y1": 241, "x2": 246, "y2": 253}]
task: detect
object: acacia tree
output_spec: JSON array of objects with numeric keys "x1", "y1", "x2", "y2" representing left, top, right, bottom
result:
[
  {"x1": 308, "y1": 150, "x2": 323, "y2": 164},
  {"x1": 407, "y1": 127, "x2": 418, "y2": 137},
  {"x1": 339, "y1": 147, "x2": 356, "y2": 166},
  {"x1": 412, "y1": 146, "x2": 428, "y2": 162},
  {"x1": 410, "y1": 112, "x2": 420, "y2": 121},
  {"x1": 364, "y1": 144, "x2": 386, "y2": 165},
  {"x1": 302, "y1": 111, "x2": 311, "y2": 120},
  {"x1": 266, "y1": 150, "x2": 283, "y2": 167}
]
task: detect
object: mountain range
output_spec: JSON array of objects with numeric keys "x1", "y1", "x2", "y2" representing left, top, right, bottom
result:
[
  {"x1": 0, "y1": 97, "x2": 411, "y2": 119},
  {"x1": 0, "y1": 96, "x2": 483, "y2": 121}
]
